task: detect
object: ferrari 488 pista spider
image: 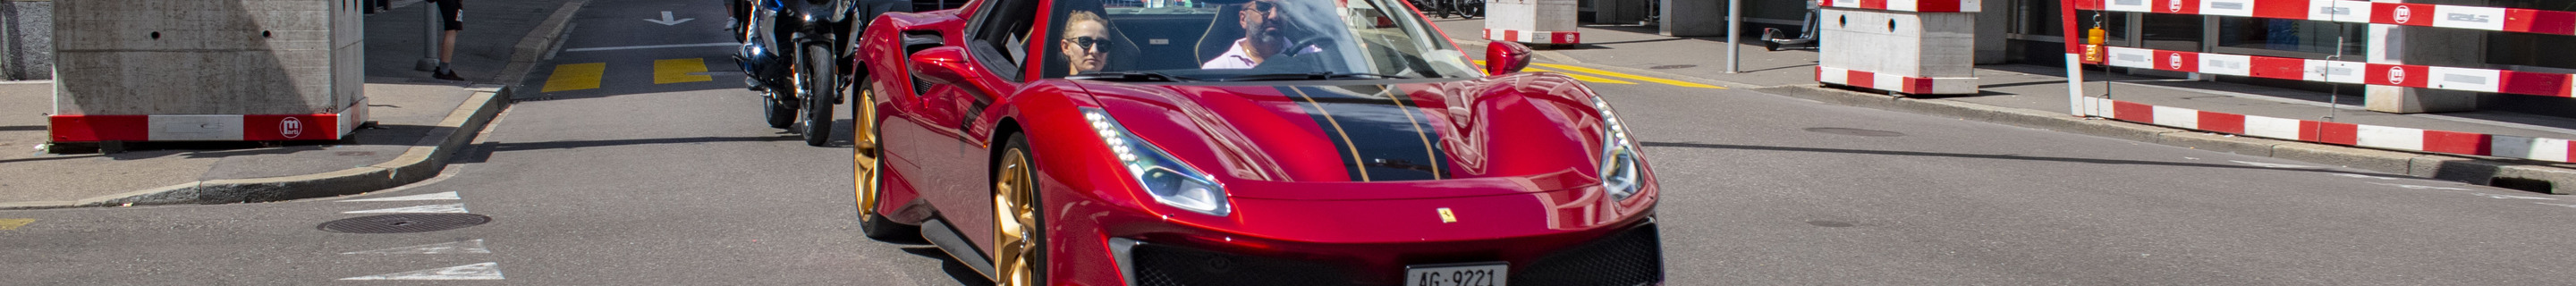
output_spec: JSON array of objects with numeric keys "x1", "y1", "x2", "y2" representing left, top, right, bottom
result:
[{"x1": 846, "y1": 0, "x2": 1663, "y2": 284}]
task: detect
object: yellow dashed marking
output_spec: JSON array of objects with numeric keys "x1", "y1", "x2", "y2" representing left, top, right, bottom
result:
[
  {"x1": 0, "y1": 218, "x2": 33, "y2": 231},
  {"x1": 1476, "y1": 61, "x2": 1636, "y2": 84},
  {"x1": 1529, "y1": 63, "x2": 1724, "y2": 88},
  {"x1": 540, "y1": 63, "x2": 607, "y2": 92},
  {"x1": 653, "y1": 58, "x2": 714, "y2": 84},
  {"x1": 1527, "y1": 68, "x2": 1639, "y2": 84}
]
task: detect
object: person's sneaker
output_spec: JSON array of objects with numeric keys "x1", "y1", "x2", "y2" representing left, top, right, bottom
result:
[{"x1": 434, "y1": 70, "x2": 465, "y2": 81}]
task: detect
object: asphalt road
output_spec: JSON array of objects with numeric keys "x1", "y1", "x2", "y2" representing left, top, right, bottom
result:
[{"x1": 5, "y1": 0, "x2": 2576, "y2": 284}]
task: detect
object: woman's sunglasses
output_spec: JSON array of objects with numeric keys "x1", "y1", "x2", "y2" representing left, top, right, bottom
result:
[{"x1": 1064, "y1": 37, "x2": 1111, "y2": 52}]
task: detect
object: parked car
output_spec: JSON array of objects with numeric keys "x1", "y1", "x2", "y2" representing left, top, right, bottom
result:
[{"x1": 847, "y1": 0, "x2": 1665, "y2": 284}]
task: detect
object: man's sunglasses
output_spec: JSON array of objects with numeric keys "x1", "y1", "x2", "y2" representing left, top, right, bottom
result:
[{"x1": 1064, "y1": 37, "x2": 1111, "y2": 51}]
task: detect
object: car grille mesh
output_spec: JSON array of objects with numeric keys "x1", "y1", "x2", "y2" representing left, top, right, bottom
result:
[
  {"x1": 1132, "y1": 243, "x2": 1363, "y2": 286},
  {"x1": 1508, "y1": 226, "x2": 1665, "y2": 285}
]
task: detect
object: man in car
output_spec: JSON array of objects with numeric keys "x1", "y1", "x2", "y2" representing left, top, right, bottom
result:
[
  {"x1": 1061, "y1": 11, "x2": 1112, "y2": 75},
  {"x1": 1201, "y1": 0, "x2": 1317, "y2": 69}
]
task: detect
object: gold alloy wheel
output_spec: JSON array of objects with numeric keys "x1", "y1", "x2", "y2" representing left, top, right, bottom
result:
[
  {"x1": 852, "y1": 87, "x2": 882, "y2": 219},
  {"x1": 993, "y1": 147, "x2": 1041, "y2": 286}
]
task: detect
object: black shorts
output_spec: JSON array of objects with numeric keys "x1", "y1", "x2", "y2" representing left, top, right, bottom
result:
[{"x1": 437, "y1": 0, "x2": 464, "y2": 30}]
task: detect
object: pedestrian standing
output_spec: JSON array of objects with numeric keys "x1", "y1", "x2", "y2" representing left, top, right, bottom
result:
[{"x1": 433, "y1": 0, "x2": 465, "y2": 80}]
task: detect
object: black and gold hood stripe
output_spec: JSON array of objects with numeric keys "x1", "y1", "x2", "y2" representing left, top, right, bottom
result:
[{"x1": 1280, "y1": 85, "x2": 1452, "y2": 181}]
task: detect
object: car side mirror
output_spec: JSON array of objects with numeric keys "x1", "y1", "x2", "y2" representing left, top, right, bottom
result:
[
  {"x1": 1485, "y1": 40, "x2": 1534, "y2": 75},
  {"x1": 909, "y1": 46, "x2": 977, "y2": 87}
]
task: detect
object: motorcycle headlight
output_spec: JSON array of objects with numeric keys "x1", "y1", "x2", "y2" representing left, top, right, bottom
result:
[
  {"x1": 1589, "y1": 97, "x2": 1644, "y2": 201},
  {"x1": 1083, "y1": 108, "x2": 1231, "y2": 216}
]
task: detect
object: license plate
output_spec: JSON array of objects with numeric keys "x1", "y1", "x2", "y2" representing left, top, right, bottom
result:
[{"x1": 1404, "y1": 262, "x2": 1507, "y2": 286}]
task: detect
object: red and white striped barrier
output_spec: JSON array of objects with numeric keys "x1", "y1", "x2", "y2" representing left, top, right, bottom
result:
[
  {"x1": 2073, "y1": 0, "x2": 2576, "y2": 36},
  {"x1": 2084, "y1": 97, "x2": 2574, "y2": 163},
  {"x1": 49, "y1": 99, "x2": 367, "y2": 142},
  {"x1": 1819, "y1": 0, "x2": 1981, "y2": 13},
  {"x1": 2089, "y1": 46, "x2": 2576, "y2": 98},
  {"x1": 1817, "y1": 66, "x2": 1978, "y2": 95},
  {"x1": 1483, "y1": 29, "x2": 1580, "y2": 45}
]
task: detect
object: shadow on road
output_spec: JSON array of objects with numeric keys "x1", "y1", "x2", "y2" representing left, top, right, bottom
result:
[
  {"x1": 901, "y1": 246, "x2": 996, "y2": 286},
  {"x1": 1641, "y1": 140, "x2": 2420, "y2": 179}
]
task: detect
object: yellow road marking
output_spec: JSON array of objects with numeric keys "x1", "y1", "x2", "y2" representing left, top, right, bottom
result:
[
  {"x1": 1529, "y1": 63, "x2": 1724, "y2": 88},
  {"x1": 1473, "y1": 60, "x2": 1637, "y2": 84},
  {"x1": 654, "y1": 58, "x2": 714, "y2": 84},
  {"x1": 540, "y1": 63, "x2": 607, "y2": 92},
  {"x1": 1526, "y1": 68, "x2": 1639, "y2": 84},
  {"x1": 0, "y1": 218, "x2": 32, "y2": 231}
]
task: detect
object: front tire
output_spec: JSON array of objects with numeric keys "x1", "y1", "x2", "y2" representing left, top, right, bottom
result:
[
  {"x1": 992, "y1": 134, "x2": 1045, "y2": 286},
  {"x1": 798, "y1": 45, "x2": 838, "y2": 147},
  {"x1": 854, "y1": 74, "x2": 916, "y2": 241}
]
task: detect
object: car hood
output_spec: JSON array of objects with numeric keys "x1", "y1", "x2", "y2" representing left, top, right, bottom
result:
[{"x1": 1072, "y1": 74, "x2": 1622, "y2": 200}]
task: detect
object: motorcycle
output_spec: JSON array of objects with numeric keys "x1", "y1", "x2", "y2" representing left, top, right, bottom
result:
[
  {"x1": 733, "y1": 0, "x2": 891, "y2": 147},
  {"x1": 1410, "y1": 0, "x2": 1481, "y2": 19}
]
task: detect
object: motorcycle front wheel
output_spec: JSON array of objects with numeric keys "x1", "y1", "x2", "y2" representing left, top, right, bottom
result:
[{"x1": 797, "y1": 45, "x2": 838, "y2": 147}]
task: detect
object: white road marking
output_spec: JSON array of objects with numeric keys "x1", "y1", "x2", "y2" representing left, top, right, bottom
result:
[
  {"x1": 2332, "y1": 173, "x2": 2403, "y2": 181},
  {"x1": 339, "y1": 262, "x2": 504, "y2": 280},
  {"x1": 2367, "y1": 182, "x2": 2472, "y2": 190},
  {"x1": 343, "y1": 204, "x2": 469, "y2": 214},
  {"x1": 644, "y1": 11, "x2": 696, "y2": 26},
  {"x1": 340, "y1": 191, "x2": 460, "y2": 202},
  {"x1": 2538, "y1": 203, "x2": 2576, "y2": 208},
  {"x1": 562, "y1": 42, "x2": 735, "y2": 53},
  {"x1": 2230, "y1": 160, "x2": 2316, "y2": 169},
  {"x1": 2472, "y1": 193, "x2": 2558, "y2": 200},
  {"x1": 343, "y1": 240, "x2": 492, "y2": 255}
]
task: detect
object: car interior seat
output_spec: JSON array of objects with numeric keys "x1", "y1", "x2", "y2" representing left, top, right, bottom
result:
[{"x1": 1193, "y1": 4, "x2": 1246, "y2": 66}]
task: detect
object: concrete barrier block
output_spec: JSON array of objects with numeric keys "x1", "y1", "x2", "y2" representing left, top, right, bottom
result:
[{"x1": 2272, "y1": 144, "x2": 2420, "y2": 174}]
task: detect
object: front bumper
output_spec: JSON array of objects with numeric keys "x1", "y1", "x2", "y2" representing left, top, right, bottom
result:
[{"x1": 1110, "y1": 220, "x2": 1663, "y2": 286}]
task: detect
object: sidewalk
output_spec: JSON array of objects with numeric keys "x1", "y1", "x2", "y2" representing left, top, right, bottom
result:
[
  {"x1": 0, "y1": 0, "x2": 585, "y2": 208},
  {"x1": 1428, "y1": 18, "x2": 2576, "y2": 194}
]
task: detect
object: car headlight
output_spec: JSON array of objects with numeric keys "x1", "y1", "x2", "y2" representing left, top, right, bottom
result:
[
  {"x1": 1589, "y1": 97, "x2": 1643, "y2": 201},
  {"x1": 1083, "y1": 108, "x2": 1231, "y2": 216}
]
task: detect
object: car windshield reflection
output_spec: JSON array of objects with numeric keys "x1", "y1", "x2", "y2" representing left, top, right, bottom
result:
[{"x1": 1042, "y1": 0, "x2": 1480, "y2": 81}]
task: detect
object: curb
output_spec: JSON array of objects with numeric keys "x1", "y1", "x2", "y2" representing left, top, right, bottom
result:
[
  {"x1": 1752, "y1": 85, "x2": 2575, "y2": 194},
  {"x1": 0, "y1": 1, "x2": 589, "y2": 210}
]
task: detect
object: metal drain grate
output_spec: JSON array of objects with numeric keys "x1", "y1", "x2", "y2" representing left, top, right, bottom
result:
[{"x1": 319, "y1": 214, "x2": 492, "y2": 233}]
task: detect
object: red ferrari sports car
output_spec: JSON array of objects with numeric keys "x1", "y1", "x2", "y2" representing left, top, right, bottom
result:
[{"x1": 845, "y1": 0, "x2": 1661, "y2": 284}]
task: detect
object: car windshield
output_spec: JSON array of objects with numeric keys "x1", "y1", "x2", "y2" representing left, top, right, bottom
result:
[{"x1": 1040, "y1": 0, "x2": 1480, "y2": 81}]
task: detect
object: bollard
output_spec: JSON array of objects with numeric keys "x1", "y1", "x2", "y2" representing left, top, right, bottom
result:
[{"x1": 416, "y1": 1, "x2": 442, "y2": 72}]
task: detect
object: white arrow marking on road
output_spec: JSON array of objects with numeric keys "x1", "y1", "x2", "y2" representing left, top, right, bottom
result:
[
  {"x1": 2367, "y1": 182, "x2": 2471, "y2": 190},
  {"x1": 2473, "y1": 193, "x2": 2558, "y2": 200},
  {"x1": 645, "y1": 11, "x2": 695, "y2": 26},
  {"x1": 343, "y1": 240, "x2": 492, "y2": 255},
  {"x1": 343, "y1": 204, "x2": 469, "y2": 214},
  {"x1": 340, "y1": 262, "x2": 504, "y2": 280},
  {"x1": 2229, "y1": 160, "x2": 2316, "y2": 169},
  {"x1": 340, "y1": 191, "x2": 460, "y2": 202}
]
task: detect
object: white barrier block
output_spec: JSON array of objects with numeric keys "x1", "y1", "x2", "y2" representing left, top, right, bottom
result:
[
  {"x1": 2108, "y1": 46, "x2": 2154, "y2": 69},
  {"x1": 2311, "y1": 0, "x2": 2373, "y2": 23},
  {"x1": 2355, "y1": 125, "x2": 2426, "y2": 151},
  {"x1": 2427, "y1": 66, "x2": 2503, "y2": 92},
  {"x1": 1889, "y1": 0, "x2": 1919, "y2": 12},
  {"x1": 2202, "y1": 0, "x2": 2256, "y2": 17},
  {"x1": 1820, "y1": 67, "x2": 1850, "y2": 83},
  {"x1": 1874, "y1": 72, "x2": 1904, "y2": 89},
  {"x1": 2242, "y1": 115, "x2": 2305, "y2": 140},
  {"x1": 2432, "y1": 5, "x2": 2508, "y2": 31},
  {"x1": 2152, "y1": 105, "x2": 2200, "y2": 130},
  {"x1": 148, "y1": 115, "x2": 247, "y2": 141},
  {"x1": 2106, "y1": 0, "x2": 2151, "y2": 13},
  {"x1": 2302, "y1": 60, "x2": 2368, "y2": 84},
  {"x1": 2199, "y1": 54, "x2": 2252, "y2": 76}
]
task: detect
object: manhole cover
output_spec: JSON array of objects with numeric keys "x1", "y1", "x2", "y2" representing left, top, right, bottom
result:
[
  {"x1": 1803, "y1": 127, "x2": 1905, "y2": 137},
  {"x1": 1649, "y1": 64, "x2": 1697, "y2": 70},
  {"x1": 319, "y1": 214, "x2": 491, "y2": 233}
]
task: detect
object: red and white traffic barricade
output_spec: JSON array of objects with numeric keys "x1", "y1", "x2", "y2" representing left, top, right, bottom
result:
[
  {"x1": 2060, "y1": 0, "x2": 2574, "y2": 163},
  {"x1": 48, "y1": 0, "x2": 369, "y2": 144},
  {"x1": 1484, "y1": 0, "x2": 1580, "y2": 46},
  {"x1": 1816, "y1": 0, "x2": 1979, "y2": 95}
]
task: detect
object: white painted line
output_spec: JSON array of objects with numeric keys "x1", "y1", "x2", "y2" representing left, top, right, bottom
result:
[
  {"x1": 340, "y1": 262, "x2": 504, "y2": 280},
  {"x1": 2229, "y1": 160, "x2": 2316, "y2": 169},
  {"x1": 2538, "y1": 203, "x2": 2576, "y2": 208},
  {"x1": 340, "y1": 191, "x2": 460, "y2": 202},
  {"x1": 343, "y1": 204, "x2": 469, "y2": 214},
  {"x1": 2473, "y1": 193, "x2": 2557, "y2": 200},
  {"x1": 562, "y1": 42, "x2": 736, "y2": 53},
  {"x1": 2368, "y1": 182, "x2": 2472, "y2": 190},
  {"x1": 343, "y1": 240, "x2": 492, "y2": 255}
]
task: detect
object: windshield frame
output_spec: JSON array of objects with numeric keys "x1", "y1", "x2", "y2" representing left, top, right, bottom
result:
[{"x1": 1037, "y1": 0, "x2": 1483, "y2": 81}]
